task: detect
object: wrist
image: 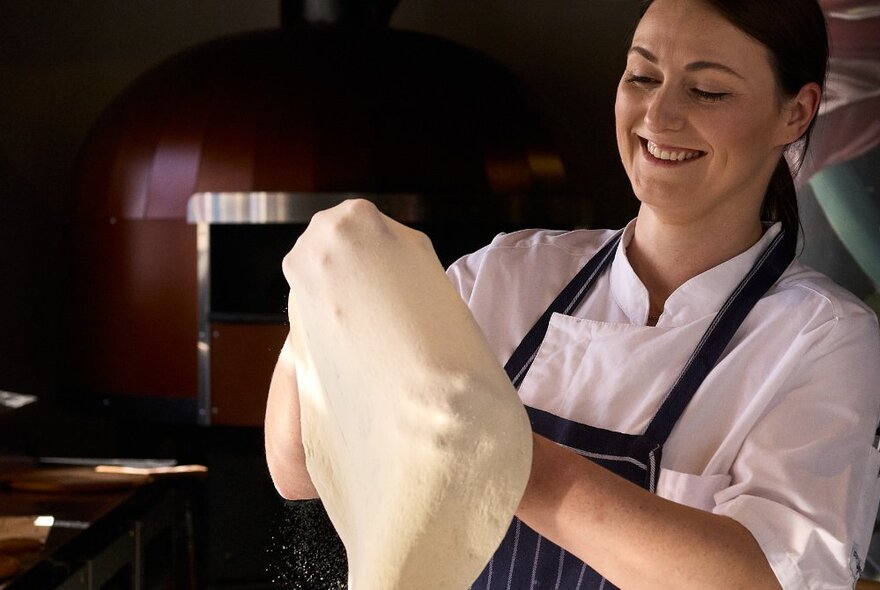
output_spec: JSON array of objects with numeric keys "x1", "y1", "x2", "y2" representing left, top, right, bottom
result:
[{"x1": 516, "y1": 434, "x2": 568, "y2": 520}]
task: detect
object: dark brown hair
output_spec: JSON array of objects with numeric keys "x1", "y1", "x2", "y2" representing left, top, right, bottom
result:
[{"x1": 638, "y1": 0, "x2": 829, "y2": 236}]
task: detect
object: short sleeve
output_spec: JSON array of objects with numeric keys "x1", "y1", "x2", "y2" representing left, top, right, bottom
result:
[
  {"x1": 714, "y1": 310, "x2": 880, "y2": 589},
  {"x1": 445, "y1": 238, "x2": 498, "y2": 303}
]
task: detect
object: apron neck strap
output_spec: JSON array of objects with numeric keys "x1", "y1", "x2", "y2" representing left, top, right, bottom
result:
[
  {"x1": 504, "y1": 230, "x2": 623, "y2": 388},
  {"x1": 644, "y1": 227, "x2": 797, "y2": 445},
  {"x1": 502, "y1": 225, "x2": 797, "y2": 448}
]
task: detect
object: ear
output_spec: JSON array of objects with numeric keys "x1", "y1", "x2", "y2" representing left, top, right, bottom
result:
[{"x1": 777, "y1": 82, "x2": 822, "y2": 145}]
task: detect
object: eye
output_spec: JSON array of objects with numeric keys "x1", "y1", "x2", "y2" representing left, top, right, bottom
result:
[
  {"x1": 692, "y1": 88, "x2": 729, "y2": 102},
  {"x1": 624, "y1": 74, "x2": 659, "y2": 87}
]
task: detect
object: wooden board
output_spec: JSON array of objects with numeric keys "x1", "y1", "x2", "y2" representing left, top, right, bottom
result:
[{"x1": 3, "y1": 467, "x2": 150, "y2": 494}]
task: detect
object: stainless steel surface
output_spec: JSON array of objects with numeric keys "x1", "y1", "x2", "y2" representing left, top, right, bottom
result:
[
  {"x1": 187, "y1": 192, "x2": 420, "y2": 224},
  {"x1": 186, "y1": 191, "x2": 561, "y2": 225},
  {"x1": 196, "y1": 223, "x2": 212, "y2": 426}
]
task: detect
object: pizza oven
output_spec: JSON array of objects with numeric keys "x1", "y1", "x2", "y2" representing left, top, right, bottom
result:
[{"x1": 69, "y1": 0, "x2": 592, "y2": 426}]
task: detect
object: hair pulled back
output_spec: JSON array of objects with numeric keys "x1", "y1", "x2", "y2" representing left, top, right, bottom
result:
[{"x1": 638, "y1": 0, "x2": 829, "y2": 236}]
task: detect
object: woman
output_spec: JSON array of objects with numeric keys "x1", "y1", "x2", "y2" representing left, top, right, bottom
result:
[{"x1": 266, "y1": 0, "x2": 880, "y2": 588}]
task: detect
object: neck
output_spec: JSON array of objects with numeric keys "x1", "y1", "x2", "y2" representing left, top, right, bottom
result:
[{"x1": 627, "y1": 206, "x2": 764, "y2": 319}]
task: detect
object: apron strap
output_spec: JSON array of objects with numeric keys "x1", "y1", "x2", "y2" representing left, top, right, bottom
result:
[
  {"x1": 504, "y1": 230, "x2": 623, "y2": 388},
  {"x1": 643, "y1": 228, "x2": 797, "y2": 445}
]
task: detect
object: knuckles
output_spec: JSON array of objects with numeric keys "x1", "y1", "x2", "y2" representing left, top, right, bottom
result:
[
  {"x1": 282, "y1": 199, "x2": 381, "y2": 282},
  {"x1": 281, "y1": 198, "x2": 432, "y2": 286}
]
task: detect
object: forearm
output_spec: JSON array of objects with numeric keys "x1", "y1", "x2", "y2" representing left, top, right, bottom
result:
[
  {"x1": 516, "y1": 434, "x2": 781, "y2": 590},
  {"x1": 264, "y1": 336, "x2": 319, "y2": 500}
]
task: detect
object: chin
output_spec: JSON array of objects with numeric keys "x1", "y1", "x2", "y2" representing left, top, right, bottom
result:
[
  {"x1": 630, "y1": 179, "x2": 674, "y2": 205},
  {"x1": 631, "y1": 187, "x2": 694, "y2": 218}
]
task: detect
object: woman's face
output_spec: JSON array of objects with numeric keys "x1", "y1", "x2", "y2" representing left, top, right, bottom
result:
[{"x1": 614, "y1": 0, "x2": 792, "y2": 226}]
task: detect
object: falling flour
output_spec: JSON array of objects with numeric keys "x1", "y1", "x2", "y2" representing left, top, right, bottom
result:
[{"x1": 283, "y1": 199, "x2": 533, "y2": 590}]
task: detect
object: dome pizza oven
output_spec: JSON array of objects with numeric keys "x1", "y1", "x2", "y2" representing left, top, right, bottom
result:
[{"x1": 70, "y1": 0, "x2": 591, "y2": 426}]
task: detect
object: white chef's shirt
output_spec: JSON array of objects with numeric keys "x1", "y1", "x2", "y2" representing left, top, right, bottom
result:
[{"x1": 446, "y1": 220, "x2": 880, "y2": 589}]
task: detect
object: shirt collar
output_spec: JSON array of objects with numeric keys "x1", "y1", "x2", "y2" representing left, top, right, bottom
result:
[{"x1": 609, "y1": 219, "x2": 783, "y2": 326}]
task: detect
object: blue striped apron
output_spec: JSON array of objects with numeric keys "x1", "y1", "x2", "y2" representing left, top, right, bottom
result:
[{"x1": 470, "y1": 226, "x2": 795, "y2": 590}]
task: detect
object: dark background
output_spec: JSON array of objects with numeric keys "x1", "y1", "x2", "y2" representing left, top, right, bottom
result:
[
  {"x1": 0, "y1": 2, "x2": 639, "y2": 587},
  {"x1": 0, "y1": 0, "x2": 640, "y2": 398}
]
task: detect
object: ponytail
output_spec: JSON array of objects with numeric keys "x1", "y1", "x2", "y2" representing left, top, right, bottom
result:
[{"x1": 762, "y1": 156, "x2": 799, "y2": 237}]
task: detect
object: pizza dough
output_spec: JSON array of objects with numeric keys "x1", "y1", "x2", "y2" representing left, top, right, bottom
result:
[{"x1": 283, "y1": 199, "x2": 533, "y2": 590}]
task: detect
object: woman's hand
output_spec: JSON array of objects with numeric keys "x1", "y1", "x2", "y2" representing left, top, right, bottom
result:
[
  {"x1": 264, "y1": 335, "x2": 319, "y2": 500},
  {"x1": 516, "y1": 434, "x2": 782, "y2": 590}
]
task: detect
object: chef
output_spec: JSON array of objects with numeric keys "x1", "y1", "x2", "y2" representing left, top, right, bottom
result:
[{"x1": 267, "y1": 0, "x2": 880, "y2": 588}]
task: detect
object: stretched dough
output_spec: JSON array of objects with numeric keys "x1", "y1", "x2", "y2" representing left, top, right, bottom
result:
[{"x1": 283, "y1": 200, "x2": 533, "y2": 590}]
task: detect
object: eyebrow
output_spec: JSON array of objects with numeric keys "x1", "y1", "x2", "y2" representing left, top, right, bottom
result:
[{"x1": 629, "y1": 46, "x2": 745, "y2": 80}]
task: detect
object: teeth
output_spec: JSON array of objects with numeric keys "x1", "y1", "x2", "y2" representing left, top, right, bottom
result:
[{"x1": 647, "y1": 140, "x2": 701, "y2": 161}]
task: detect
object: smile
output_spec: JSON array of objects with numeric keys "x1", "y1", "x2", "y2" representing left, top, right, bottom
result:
[{"x1": 642, "y1": 138, "x2": 705, "y2": 162}]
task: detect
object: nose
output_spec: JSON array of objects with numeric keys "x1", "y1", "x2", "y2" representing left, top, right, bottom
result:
[{"x1": 644, "y1": 86, "x2": 685, "y2": 133}]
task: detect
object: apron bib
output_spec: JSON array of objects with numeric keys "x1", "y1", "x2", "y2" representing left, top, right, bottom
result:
[{"x1": 470, "y1": 227, "x2": 795, "y2": 590}]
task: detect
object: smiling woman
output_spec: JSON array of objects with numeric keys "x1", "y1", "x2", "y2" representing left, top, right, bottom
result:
[
  {"x1": 265, "y1": 1, "x2": 880, "y2": 589},
  {"x1": 615, "y1": 0, "x2": 821, "y2": 244}
]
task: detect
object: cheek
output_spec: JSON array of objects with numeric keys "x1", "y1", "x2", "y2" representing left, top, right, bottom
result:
[
  {"x1": 709, "y1": 107, "x2": 779, "y2": 156},
  {"x1": 614, "y1": 87, "x2": 635, "y2": 152},
  {"x1": 614, "y1": 86, "x2": 631, "y2": 132},
  {"x1": 713, "y1": 119, "x2": 749, "y2": 148}
]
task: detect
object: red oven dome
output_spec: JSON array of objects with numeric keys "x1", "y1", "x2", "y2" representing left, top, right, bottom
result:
[{"x1": 70, "y1": 23, "x2": 588, "y2": 421}]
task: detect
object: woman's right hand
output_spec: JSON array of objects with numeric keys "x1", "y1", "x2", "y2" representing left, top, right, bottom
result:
[{"x1": 264, "y1": 334, "x2": 319, "y2": 500}]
